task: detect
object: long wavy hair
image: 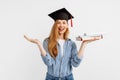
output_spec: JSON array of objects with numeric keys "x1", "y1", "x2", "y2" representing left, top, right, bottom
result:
[{"x1": 48, "y1": 20, "x2": 69, "y2": 58}]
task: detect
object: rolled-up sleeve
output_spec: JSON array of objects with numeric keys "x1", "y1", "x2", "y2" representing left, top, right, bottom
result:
[
  {"x1": 71, "y1": 42, "x2": 83, "y2": 67},
  {"x1": 41, "y1": 39, "x2": 55, "y2": 66}
]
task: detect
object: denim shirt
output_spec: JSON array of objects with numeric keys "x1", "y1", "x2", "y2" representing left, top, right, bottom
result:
[{"x1": 41, "y1": 38, "x2": 83, "y2": 78}]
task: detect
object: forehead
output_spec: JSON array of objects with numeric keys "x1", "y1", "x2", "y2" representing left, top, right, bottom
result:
[{"x1": 57, "y1": 20, "x2": 67, "y2": 22}]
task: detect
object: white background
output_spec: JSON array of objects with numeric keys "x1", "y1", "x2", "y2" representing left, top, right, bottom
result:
[{"x1": 0, "y1": 0, "x2": 120, "y2": 80}]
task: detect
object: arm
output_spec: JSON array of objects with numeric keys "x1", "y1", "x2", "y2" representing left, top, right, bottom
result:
[
  {"x1": 24, "y1": 35, "x2": 46, "y2": 56},
  {"x1": 71, "y1": 37, "x2": 101, "y2": 67},
  {"x1": 78, "y1": 36, "x2": 101, "y2": 58},
  {"x1": 71, "y1": 42, "x2": 82, "y2": 67},
  {"x1": 24, "y1": 35, "x2": 54, "y2": 66},
  {"x1": 37, "y1": 42, "x2": 46, "y2": 56},
  {"x1": 77, "y1": 42, "x2": 86, "y2": 58}
]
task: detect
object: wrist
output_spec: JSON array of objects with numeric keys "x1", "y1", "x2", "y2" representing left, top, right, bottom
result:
[
  {"x1": 37, "y1": 42, "x2": 41, "y2": 46},
  {"x1": 81, "y1": 41, "x2": 87, "y2": 46}
]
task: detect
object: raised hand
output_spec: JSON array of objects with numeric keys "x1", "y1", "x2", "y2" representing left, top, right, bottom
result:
[
  {"x1": 24, "y1": 35, "x2": 46, "y2": 56},
  {"x1": 78, "y1": 35, "x2": 102, "y2": 58},
  {"x1": 24, "y1": 35, "x2": 40, "y2": 45},
  {"x1": 82, "y1": 35, "x2": 102, "y2": 45}
]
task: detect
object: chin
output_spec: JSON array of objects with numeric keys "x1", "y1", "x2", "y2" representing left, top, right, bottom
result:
[{"x1": 59, "y1": 32, "x2": 64, "y2": 35}]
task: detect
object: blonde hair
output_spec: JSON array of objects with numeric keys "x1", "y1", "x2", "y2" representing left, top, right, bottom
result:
[{"x1": 48, "y1": 20, "x2": 69, "y2": 58}]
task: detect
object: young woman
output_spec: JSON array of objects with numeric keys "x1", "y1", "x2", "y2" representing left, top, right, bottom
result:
[{"x1": 24, "y1": 8, "x2": 101, "y2": 80}]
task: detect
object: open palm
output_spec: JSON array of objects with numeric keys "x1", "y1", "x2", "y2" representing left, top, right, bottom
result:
[
  {"x1": 24, "y1": 35, "x2": 40, "y2": 44},
  {"x1": 83, "y1": 35, "x2": 102, "y2": 44}
]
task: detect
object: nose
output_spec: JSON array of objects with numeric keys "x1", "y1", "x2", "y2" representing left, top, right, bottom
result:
[{"x1": 59, "y1": 23, "x2": 64, "y2": 26}]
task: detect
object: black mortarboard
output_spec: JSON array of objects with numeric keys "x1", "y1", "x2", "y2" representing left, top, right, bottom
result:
[{"x1": 48, "y1": 8, "x2": 74, "y2": 27}]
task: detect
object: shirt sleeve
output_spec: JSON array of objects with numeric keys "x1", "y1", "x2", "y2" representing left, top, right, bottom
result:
[
  {"x1": 71, "y1": 41, "x2": 83, "y2": 67},
  {"x1": 41, "y1": 39, "x2": 55, "y2": 66}
]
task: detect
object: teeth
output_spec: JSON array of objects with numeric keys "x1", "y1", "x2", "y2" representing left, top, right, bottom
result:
[{"x1": 59, "y1": 28, "x2": 64, "y2": 31}]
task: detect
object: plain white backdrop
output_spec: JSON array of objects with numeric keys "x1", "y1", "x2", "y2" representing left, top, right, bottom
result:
[{"x1": 0, "y1": 0, "x2": 120, "y2": 80}]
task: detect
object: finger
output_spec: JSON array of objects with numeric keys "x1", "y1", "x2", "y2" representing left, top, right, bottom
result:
[
  {"x1": 24, "y1": 35, "x2": 29, "y2": 40},
  {"x1": 24, "y1": 35, "x2": 31, "y2": 41},
  {"x1": 24, "y1": 35, "x2": 28, "y2": 39},
  {"x1": 95, "y1": 35, "x2": 103, "y2": 39}
]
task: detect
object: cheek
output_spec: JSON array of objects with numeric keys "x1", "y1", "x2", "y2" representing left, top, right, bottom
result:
[
  {"x1": 65, "y1": 24, "x2": 68, "y2": 28},
  {"x1": 57, "y1": 24, "x2": 60, "y2": 27},
  {"x1": 65, "y1": 23, "x2": 68, "y2": 27}
]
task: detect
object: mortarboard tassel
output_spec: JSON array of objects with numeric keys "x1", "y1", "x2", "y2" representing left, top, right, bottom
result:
[{"x1": 70, "y1": 16, "x2": 73, "y2": 27}]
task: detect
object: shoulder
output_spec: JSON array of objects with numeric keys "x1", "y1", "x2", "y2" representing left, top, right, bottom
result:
[
  {"x1": 66, "y1": 38, "x2": 76, "y2": 46},
  {"x1": 43, "y1": 37, "x2": 49, "y2": 44},
  {"x1": 43, "y1": 37, "x2": 49, "y2": 42}
]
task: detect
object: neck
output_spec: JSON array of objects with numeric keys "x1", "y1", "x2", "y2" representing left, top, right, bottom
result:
[{"x1": 58, "y1": 34, "x2": 64, "y2": 39}]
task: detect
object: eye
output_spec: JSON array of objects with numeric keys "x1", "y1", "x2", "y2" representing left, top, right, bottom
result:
[
  {"x1": 57, "y1": 21, "x2": 61, "y2": 24},
  {"x1": 63, "y1": 21, "x2": 67, "y2": 24}
]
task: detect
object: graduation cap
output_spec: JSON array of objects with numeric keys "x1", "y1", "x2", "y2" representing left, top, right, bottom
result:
[{"x1": 48, "y1": 8, "x2": 74, "y2": 27}]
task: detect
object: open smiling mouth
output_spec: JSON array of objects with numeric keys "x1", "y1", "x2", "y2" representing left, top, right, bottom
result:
[{"x1": 58, "y1": 28, "x2": 65, "y2": 32}]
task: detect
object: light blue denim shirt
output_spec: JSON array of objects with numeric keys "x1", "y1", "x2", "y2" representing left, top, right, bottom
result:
[{"x1": 41, "y1": 38, "x2": 83, "y2": 78}]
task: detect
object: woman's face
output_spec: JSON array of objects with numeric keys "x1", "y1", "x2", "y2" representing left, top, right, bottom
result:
[{"x1": 56, "y1": 20, "x2": 68, "y2": 35}]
